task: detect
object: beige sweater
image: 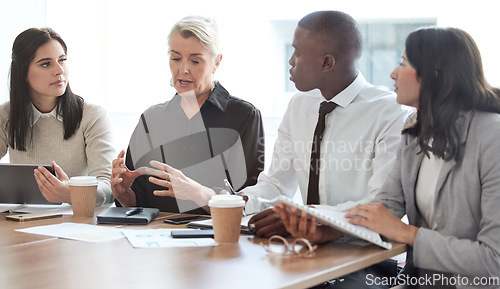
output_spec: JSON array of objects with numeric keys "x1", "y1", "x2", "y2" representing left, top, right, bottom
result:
[{"x1": 0, "y1": 102, "x2": 115, "y2": 205}]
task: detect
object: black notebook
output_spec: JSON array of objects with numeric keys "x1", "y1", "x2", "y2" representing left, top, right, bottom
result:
[{"x1": 97, "y1": 207, "x2": 160, "y2": 225}]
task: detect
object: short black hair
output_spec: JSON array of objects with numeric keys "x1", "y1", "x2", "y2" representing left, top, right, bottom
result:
[{"x1": 298, "y1": 10, "x2": 362, "y2": 62}]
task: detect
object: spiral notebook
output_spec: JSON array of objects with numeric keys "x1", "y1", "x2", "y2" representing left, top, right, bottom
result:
[{"x1": 259, "y1": 196, "x2": 392, "y2": 250}]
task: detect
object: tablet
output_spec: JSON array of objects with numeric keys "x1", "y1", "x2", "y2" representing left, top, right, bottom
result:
[{"x1": 0, "y1": 163, "x2": 60, "y2": 205}]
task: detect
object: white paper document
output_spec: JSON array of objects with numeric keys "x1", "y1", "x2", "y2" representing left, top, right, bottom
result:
[
  {"x1": 121, "y1": 229, "x2": 217, "y2": 248},
  {"x1": 16, "y1": 222, "x2": 125, "y2": 242}
]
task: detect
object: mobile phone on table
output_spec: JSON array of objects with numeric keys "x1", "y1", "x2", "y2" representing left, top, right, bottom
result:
[
  {"x1": 163, "y1": 215, "x2": 210, "y2": 225},
  {"x1": 171, "y1": 229, "x2": 214, "y2": 238}
]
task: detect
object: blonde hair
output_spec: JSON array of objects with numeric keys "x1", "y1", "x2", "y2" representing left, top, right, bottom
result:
[{"x1": 168, "y1": 15, "x2": 221, "y2": 58}]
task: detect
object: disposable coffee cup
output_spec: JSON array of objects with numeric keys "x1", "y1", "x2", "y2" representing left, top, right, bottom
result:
[
  {"x1": 208, "y1": 195, "x2": 245, "y2": 244},
  {"x1": 69, "y1": 176, "x2": 98, "y2": 218}
]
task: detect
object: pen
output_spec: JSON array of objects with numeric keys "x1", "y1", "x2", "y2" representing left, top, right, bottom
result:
[
  {"x1": 223, "y1": 179, "x2": 236, "y2": 195},
  {"x1": 8, "y1": 203, "x2": 27, "y2": 213},
  {"x1": 248, "y1": 223, "x2": 256, "y2": 234},
  {"x1": 125, "y1": 207, "x2": 143, "y2": 216},
  {"x1": 223, "y1": 179, "x2": 247, "y2": 216}
]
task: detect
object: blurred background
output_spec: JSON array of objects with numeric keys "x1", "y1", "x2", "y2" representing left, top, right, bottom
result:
[{"x1": 1, "y1": 0, "x2": 499, "y2": 167}]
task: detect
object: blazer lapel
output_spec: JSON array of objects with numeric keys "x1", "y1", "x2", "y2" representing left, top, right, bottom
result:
[
  {"x1": 401, "y1": 137, "x2": 424, "y2": 227},
  {"x1": 401, "y1": 111, "x2": 473, "y2": 229},
  {"x1": 434, "y1": 111, "x2": 473, "y2": 199}
]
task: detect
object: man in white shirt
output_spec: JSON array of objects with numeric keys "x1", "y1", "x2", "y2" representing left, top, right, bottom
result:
[
  {"x1": 241, "y1": 10, "x2": 410, "y2": 289},
  {"x1": 243, "y1": 11, "x2": 410, "y2": 242}
]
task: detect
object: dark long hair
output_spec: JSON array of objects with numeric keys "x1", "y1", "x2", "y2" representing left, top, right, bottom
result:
[
  {"x1": 9, "y1": 27, "x2": 84, "y2": 151},
  {"x1": 404, "y1": 27, "x2": 500, "y2": 161}
]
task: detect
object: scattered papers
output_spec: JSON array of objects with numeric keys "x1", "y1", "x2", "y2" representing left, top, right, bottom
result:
[
  {"x1": 16, "y1": 222, "x2": 124, "y2": 243},
  {"x1": 121, "y1": 228, "x2": 217, "y2": 248},
  {"x1": 15, "y1": 223, "x2": 218, "y2": 248}
]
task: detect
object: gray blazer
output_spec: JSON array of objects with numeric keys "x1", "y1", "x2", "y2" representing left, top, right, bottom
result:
[{"x1": 375, "y1": 110, "x2": 500, "y2": 286}]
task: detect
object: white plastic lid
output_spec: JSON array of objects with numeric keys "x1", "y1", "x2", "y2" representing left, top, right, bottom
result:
[
  {"x1": 208, "y1": 195, "x2": 245, "y2": 208},
  {"x1": 69, "y1": 176, "x2": 98, "y2": 186}
]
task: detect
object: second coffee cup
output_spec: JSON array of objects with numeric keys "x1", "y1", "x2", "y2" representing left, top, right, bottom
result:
[{"x1": 208, "y1": 195, "x2": 245, "y2": 244}]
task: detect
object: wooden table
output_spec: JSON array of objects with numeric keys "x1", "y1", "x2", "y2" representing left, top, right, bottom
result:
[{"x1": 0, "y1": 210, "x2": 406, "y2": 289}]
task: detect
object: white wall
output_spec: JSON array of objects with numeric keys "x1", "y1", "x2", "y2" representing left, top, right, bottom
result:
[{"x1": 0, "y1": 0, "x2": 46, "y2": 103}]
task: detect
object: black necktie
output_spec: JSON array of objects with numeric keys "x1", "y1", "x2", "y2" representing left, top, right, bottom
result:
[{"x1": 307, "y1": 101, "x2": 337, "y2": 205}]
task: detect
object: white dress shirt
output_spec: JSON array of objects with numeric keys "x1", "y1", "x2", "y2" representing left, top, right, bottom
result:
[{"x1": 242, "y1": 72, "x2": 412, "y2": 213}]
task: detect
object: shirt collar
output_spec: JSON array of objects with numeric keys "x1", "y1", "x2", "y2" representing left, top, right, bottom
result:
[
  {"x1": 172, "y1": 81, "x2": 230, "y2": 113},
  {"x1": 31, "y1": 103, "x2": 63, "y2": 126},
  {"x1": 323, "y1": 71, "x2": 366, "y2": 108},
  {"x1": 203, "y1": 81, "x2": 229, "y2": 112}
]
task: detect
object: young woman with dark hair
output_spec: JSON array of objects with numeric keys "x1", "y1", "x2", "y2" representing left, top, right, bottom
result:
[
  {"x1": 401, "y1": 27, "x2": 500, "y2": 161},
  {"x1": 0, "y1": 28, "x2": 115, "y2": 205}
]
